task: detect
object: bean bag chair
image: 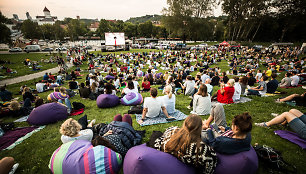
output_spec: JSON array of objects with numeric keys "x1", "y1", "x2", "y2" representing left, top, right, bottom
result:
[
  {"x1": 123, "y1": 144, "x2": 258, "y2": 174},
  {"x1": 96, "y1": 94, "x2": 120, "y2": 108},
  {"x1": 120, "y1": 92, "x2": 143, "y2": 106},
  {"x1": 105, "y1": 75, "x2": 115, "y2": 80},
  {"x1": 27, "y1": 103, "x2": 68, "y2": 125},
  {"x1": 47, "y1": 92, "x2": 69, "y2": 101},
  {"x1": 155, "y1": 72, "x2": 163, "y2": 79},
  {"x1": 49, "y1": 140, "x2": 122, "y2": 174}
]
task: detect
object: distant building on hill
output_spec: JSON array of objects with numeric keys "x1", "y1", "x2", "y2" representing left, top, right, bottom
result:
[
  {"x1": 35, "y1": 6, "x2": 57, "y2": 25},
  {"x1": 89, "y1": 21, "x2": 99, "y2": 32}
]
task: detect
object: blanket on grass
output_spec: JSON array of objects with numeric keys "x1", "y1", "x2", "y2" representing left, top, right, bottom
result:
[
  {"x1": 69, "y1": 108, "x2": 84, "y2": 116},
  {"x1": 135, "y1": 110, "x2": 187, "y2": 126},
  {"x1": 0, "y1": 126, "x2": 45, "y2": 150},
  {"x1": 211, "y1": 97, "x2": 252, "y2": 106},
  {"x1": 274, "y1": 130, "x2": 306, "y2": 149},
  {"x1": 14, "y1": 116, "x2": 29, "y2": 122}
]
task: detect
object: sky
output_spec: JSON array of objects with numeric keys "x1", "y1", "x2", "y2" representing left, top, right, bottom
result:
[{"x1": 0, "y1": 0, "x2": 223, "y2": 21}]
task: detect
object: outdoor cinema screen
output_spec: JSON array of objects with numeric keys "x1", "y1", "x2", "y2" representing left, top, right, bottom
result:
[{"x1": 105, "y1": 32, "x2": 125, "y2": 46}]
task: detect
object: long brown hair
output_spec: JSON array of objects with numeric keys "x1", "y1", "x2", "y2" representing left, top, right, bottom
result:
[
  {"x1": 197, "y1": 84, "x2": 208, "y2": 97},
  {"x1": 165, "y1": 114, "x2": 202, "y2": 157}
]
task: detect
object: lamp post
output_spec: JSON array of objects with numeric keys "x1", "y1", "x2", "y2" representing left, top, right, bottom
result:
[{"x1": 114, "y1": 36, "x2": 117, "y2": 52}]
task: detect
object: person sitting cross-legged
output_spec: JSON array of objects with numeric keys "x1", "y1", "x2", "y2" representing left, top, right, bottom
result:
[{"x1": 138, "y1": 88, "x2": 175, "y2": 124}]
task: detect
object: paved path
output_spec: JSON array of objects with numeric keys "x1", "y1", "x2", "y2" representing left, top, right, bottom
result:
[{"x1": 0, "y1": 63, "x2": 73, "y2": 86}]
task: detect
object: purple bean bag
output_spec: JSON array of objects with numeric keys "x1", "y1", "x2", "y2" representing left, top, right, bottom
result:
[
  {"x1": 49, "y1": 140, "x2": 122, "y2": 174},
  {"x1": 123, "y1": 144, "x2": 258, "y2": 174},
  {"x1": 27, "y1": 103, "x2": 68, "y2": 125},
  {"x1": 123, "y1": 144, "x2": 195, "y2": 174},
  {"x1": 105, "y1": 75, "x2": 115, "y2": 80},
  {"x1": 155, "y1": 72, "x2": 163, "y2": 79},
  {"x1": 96, "y1": 94, "x2": 120, "y2": 108},
  {"x1": 120, "y1": 92, "x2": 143, "y2": 106}
]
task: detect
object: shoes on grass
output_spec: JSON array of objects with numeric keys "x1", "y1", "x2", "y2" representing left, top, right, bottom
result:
[
  {"x1": 255, "y1": 122, "x2": 269, "y2": 128},
  {"x1": 271, "y1": 113, "x2": 279, "y2": 117},
  {"x1": 9, "y1": 163, "x2": 19, "y2": 174},
  {"x1": 275, "y1": 99, "x2": 283, "y2": 103},
  {"x1": 186, "y1": 106, "x2": 191, "y2": 109}
]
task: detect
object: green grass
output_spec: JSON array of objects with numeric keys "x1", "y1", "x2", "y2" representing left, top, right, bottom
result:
[
  {"x1": 0, "y1": 53, "x2": 61, "y2": 80},
  {"x1": 0, "y1": 50, "x2": 305, "y2": 174}
]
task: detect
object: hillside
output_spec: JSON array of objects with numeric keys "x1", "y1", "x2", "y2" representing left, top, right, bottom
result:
[{"x1": 126, "y1": 14, "x2": 162, "y2": 24}]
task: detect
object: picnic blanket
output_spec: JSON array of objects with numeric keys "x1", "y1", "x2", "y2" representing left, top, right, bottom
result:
[
  {"x1": 211, "y1": 97, "x2": 252, "y2": 106},
  {"x1": 69, "y1": 108, "x2": 84, "y2": 116},
  {"x1": 0, "y1": 126, "x2": 45, "y2": 150},
  {"x1": 274, "y1": 130, "x2": 306, "y2": 149},
  {"x1": 280, "y1": 85, "x2": 302, "y2": 89},
  {"x1": 14, "y1": 116, "x2": 29, "y2": 122},
  {"x1": 135, "y1": 110, "x2": 188, "y2": 126}
]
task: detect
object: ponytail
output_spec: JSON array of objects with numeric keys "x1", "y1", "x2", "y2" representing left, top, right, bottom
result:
[{"x1": 168, "y1": 91, "x2": 172, "y2": 99}]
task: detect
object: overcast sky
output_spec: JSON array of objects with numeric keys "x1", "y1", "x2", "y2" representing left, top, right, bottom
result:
[{"x1": 0, "y1": 0, "x2": 222, "y2": 21}]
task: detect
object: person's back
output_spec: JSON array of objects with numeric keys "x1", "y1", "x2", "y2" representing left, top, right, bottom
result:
[
  {"x1": 291, "y1": 74, "x2": 300, "y2": 86},
  {"x1": 184, "y1": 77, "x2": 195, "y2": 96},
  {"x1": 161, "y1": 95, "x2": 176, "y2": 114},
  {"x1": 233, "y1": 82, "x2": 242, "y2": 101},
  {"x1": 192, "y1": 94, "x2": 211, "y2": 115},
  {"x1": 0, "y1": 87, "x2": 12, "y2": 102},
  {"x1": 267, "y1": 79, "x2": 279, "y2": 93},
  {"x1": 79, "y1": 85, "x2": 91, "y2": 98},
  {"x1": 143, "y1": 96, "x2": 163, "y2": 118}
]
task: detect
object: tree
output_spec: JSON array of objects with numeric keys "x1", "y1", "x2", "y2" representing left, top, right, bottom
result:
[
  {"x1": 66, "y1": 19, "x2": 88, "y2": 40},
  {"x1": 21, "y1": 20, "x2": 42, "y2": 39},
  {"x1": 97, "y1": 19, "x2": 111, "y2": 39},
  {"x1": 0, "y1": 11, "x2": 11, "y2": 44},
  {"x1": 138, "y1": 21, "x2": 153, "y2": 38},
  {"x1": 162, "y1": 0, "x2": 216, "y2": 42},
  {"x1": 123, "y1": 22, "x2": 137, "y2": 38}
]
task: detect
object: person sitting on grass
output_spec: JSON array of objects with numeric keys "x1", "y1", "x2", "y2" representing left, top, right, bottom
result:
[
  {"x1": 279, "y1": 72, "x2": 292, "y2": 88},
  {"x1": 232, "y1": 77, "x2": 242, "y2": 102},
  {"x1": 122, "y1": 81, "x2": 138, "y2": 96},
  {"x1": 161, "y1": 85, "x2": 176, "y2": 115},
  {"x1": 255, "y1": 109, "x2": 306, "y2": 139},
  {"x1": 60, "y1": 118, "x2": 96, "y2": 144},
  {"x1": 79, "y1": 83, "x2": 91, "y2": 99},
  {"x1": 211, "y1": 79, "x2": 235, "y2": 104},
  {"x1": 291, "y1": 71, "x2": 300, "y2": 87},
  {"x1": 141, "y1": 77, "x2": 151, "y2": 92},
  {"x1": 0, "y1": 86, "x2": 12, "y2": 102},
  {"x1": 202, "y1": 104, "x2": 253, "y2": 154},
  {"x1": 148, "y1": 114, "x2": 217, "y2": 173},
  {"x1": 180, "y1": 75, "x2": 195, "y2": 96},
  {"x1": 138, "y1": 88, "x2": 175, "y2": 124},
  {"x1": 266, "y1": 73, "x2": 279, "y2": 94},
  {"x1": 190, "y1": 84, "x2": 211, "y2": 116},
  {"x1": 247, "y1": 75, "x2": 268, "y2": 96}
]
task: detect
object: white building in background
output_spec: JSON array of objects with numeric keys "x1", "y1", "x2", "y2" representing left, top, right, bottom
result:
[{"x1": 36, "y1": 7, "x2": 57, "y2": 25}]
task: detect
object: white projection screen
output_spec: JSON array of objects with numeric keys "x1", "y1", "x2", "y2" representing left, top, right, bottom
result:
[{"x1": 105, "y1": 32, "x2": 125, "y2": 46}]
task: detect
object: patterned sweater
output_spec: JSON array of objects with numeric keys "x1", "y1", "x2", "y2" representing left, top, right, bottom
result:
[{"x1": 153, "y1": 127, "x2": 217, "y2": 174}]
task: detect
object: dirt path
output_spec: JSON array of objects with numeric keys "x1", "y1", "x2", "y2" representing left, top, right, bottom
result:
[{"x1": 0, "y1": 63, "x2": 73, "y2": 86}]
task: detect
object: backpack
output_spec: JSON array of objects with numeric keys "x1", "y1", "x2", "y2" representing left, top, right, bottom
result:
[
  {"x1": 72, "y1": 102, "x2": 85, "y2": 110},
  {"x1": 128, "y1": 105, "x2": 143, "y2": 114},
  {"x1": 254, "y1": 144, "x2": 296, "y2": 173}
]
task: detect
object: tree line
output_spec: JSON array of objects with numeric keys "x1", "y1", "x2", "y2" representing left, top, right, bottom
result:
[{"x1": 1, "y1": 0, "x2": 305, "y2": 44}]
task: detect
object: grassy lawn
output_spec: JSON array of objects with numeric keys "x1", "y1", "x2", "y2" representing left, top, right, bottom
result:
[
  {"x1": 0, "y1": 49, "x2": 305, "y2": 174},
  {"x1": 0, "y1": 53, "x2": 61, "y2": 80}
]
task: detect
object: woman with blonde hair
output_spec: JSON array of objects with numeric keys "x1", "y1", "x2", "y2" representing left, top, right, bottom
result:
[
  {"x1": 161, "y1": 85, "x2": 176, "y2": 114},
  {"x1": 191, "y1": 84, "x2": 211, "y2": 115},
  {"x1": 60, "y1": 118, "x2": 95, "y2": 144},
  {"x1": 150, "y1": 114, "x2": 217, "y2": 173}
]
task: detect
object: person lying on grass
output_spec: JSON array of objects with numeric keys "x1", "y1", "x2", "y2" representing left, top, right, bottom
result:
[
  {"x1": 138, "y1": 88, "x2": 175, "y2": 124},
  {"x1": 275, "y1": 92, "x2": 306, "y2": 107},
  {"x1": 255, "y1": 109, "x2": 306, "y2": 139}
]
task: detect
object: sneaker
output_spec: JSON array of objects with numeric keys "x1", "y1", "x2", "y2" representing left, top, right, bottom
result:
[
  {"x1": 189, "y1": 96, "x2": 193, "y2": 99},
  {"x1": 271, "y1": 113, "x2": 279, "y2": 117},
  {"x1": 275, "y1": 99, "x2": 283, "y2": 103},
  {"x1": 9, "y1": 163, "x2": 19, "y2": 174},
  {"x1": 255, "y1": 122, "x2": 269, "y2": 128},
  {"x1": 187, "y1": 106, "x2": 191, "y2": 109}
]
